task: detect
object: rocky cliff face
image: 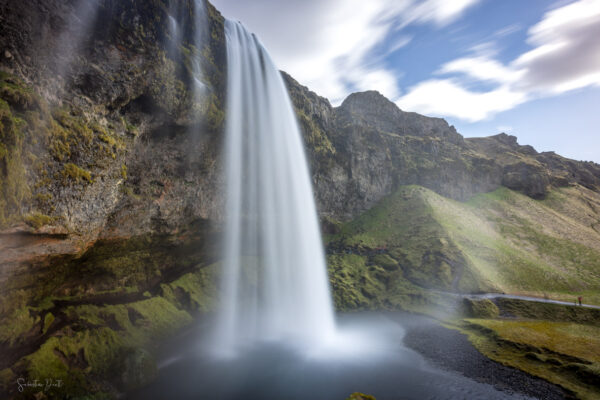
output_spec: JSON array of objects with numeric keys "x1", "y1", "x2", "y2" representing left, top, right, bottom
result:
[
  {"x1": 1, "y1": 2, "x2": 227, "y2": 396},
  {"x1": 0, "y1": 0, "x2": 226, "y2": 268},
  {"x1": 2, "y1": 0, "x2": 599, "y2": 265},
  {"x1": 283, "y1": 74, "x2": 600, "y2": 220},
  {"x1": 1, "y1": 0, "x2": 600, "y2": 398}
]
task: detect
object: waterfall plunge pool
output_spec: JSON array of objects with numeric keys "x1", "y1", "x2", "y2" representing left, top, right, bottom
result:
[{"x1": 126, "y1": 313, "x2": 537, "y2": 400}]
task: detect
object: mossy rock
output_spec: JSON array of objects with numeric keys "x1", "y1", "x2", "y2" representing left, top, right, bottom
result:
[
  {"x1": 62, "y1": 163, "x2": 92, "y2": 183},
  {"x1": 23, "y1": 212, "x2": 55, "y2": 229},
  {"x1": 119, "y1": 348, "x2": 157, "y2": 391},
  {"x1": 372, "y1": 254, "x2": 399, "y2": 271},
  {"x1": 462, "y1": 298, "x2": 500, "y2": 318}
]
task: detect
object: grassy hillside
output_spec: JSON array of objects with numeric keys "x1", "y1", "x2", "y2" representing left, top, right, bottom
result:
[
  {"x1": 326, "y1": 184, "x2": 600, "y2": 308},
  {"x1": 326, "y1": 185, "x2": 600, "y2": 398},
  {"x1": 458, "y1": 313, "x2": 600, "y2": 400}
]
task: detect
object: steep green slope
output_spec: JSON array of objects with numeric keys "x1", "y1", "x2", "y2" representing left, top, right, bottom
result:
[{"x1": 327, "y1": 185, "x2": 600, "y2": 308}]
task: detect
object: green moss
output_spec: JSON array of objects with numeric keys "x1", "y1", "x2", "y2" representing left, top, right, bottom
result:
[
  {"x1": 330, "y1": 186, "x2": 464, "y2": 291},
  {"x1": 460, "y1": 319, "x2": 600, "y2": 399},
  {"x1": 372, "y1": 254, "x2": 399, "y2": 270},
  {"x1": 49, "y1": 120, "x2": 70, "y2": 161},
  {"x1": 42, "y1": 313, "x2": 55, "y2": 335},
  {"x1": 34, "y1": 192, "x2": 53, "y2": 204},
  {"x1": 1, "y1": 229, "x2": 216, "y2": 394},
  {"x1": 0, "y1": 368, "x2": 15, "y2": 394},
  {"x1": 206, "y1": 95, "x2": 224, "y2": 131},
  {"x1": 121, "y1": 116, "x2": 138, "y2": 136},
  {"x1": 25, "y1": 336, "x2": 88, "y2": 397},
  {"x1": 296, "y1": 109, "x2": 335, "y2": 159},
  {"x1": 49, "y1": 109, "x2": 98, "y2": 164},
  {"x1": 494, "y1": 298, "x2": 600, "y2": 325},
  {"x1": 163, "y1": 265, "x2": 218, "y2": 312},
  {"x1": 20, "y1": 296, "x2": 193, "y2": 395},
  {"x1": 334, "y1": 184, "x2": 600, "y2": 303},
  {"x1": 130, "y1": 297, "x2": 193, "y2": 340},
  {"x1": 120, "y1": 184, "x2": 141, "y2": 200},
  {"x1": 0, "y1": 97, "x2": 31, "y2": 227},
  {"x1": 23, "y1": 212, "x2": 54, "y2": 229},
  {"x1": 121, "y1": 163, "x2": 127, "y2": 180},
  {"x1": 99, "y1": 132, "x2": 116, "y2": 147},
  {"x1": 62, "y1": 163, "x2": 92, "y2": 183},
  {"x1": 327, "y1": 253, "x2": 424, "y2": 311},
  {"x1": 346, "y1": 393, "x2": 376, "y2": 400},
  {"x1": 0, "y1": 306, "x2": 38, "y2": 346},
  {"x1": 461, "y1": 298, "x2": 499, "y2": 318},
  {"x1": 0, "y1": 73, "x2": 36, "y2": 110}
]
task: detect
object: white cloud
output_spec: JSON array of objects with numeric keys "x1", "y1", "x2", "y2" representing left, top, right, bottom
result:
[
  {"x1": 396, "y1": 79, "x2": 526, "y2": 122},
  {"x1": 211, "y1": 0, "x2": 481, "y2": 104},
  {"x1": 438, "y1": 56, "x2": 522, "y2": 84},
  {"x1": 513, "y1": 0, "x2": 600, "y2": 94},
  {"x1": 398, "y1": 0, "x2": 600, "y2": 121},
  {"x1": 497, "y1": 125, "x2": 513, "y2": 132},
  {"x1": 400, "y1": 0, "x2": 480, "y2": 27},
  {"x1": 493, "y1": 24, "x2": 522, "y2": 38}
]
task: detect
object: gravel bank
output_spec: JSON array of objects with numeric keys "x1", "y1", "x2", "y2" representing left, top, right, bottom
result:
[{"x1": 399, "y1": 316, "x2": 573, "y2": 400}]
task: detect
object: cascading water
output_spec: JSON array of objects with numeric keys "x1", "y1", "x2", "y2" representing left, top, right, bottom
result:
[
  {"x1": 214, "y1": 20, "x2": 336, "y2": 357},
  {"x1": 167, "y1": 0, "x2": 207, "y2": 98}
]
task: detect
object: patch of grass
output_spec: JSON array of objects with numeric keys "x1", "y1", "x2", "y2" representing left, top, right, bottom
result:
[
  {"x1": 98, "y1": 132, "x2": 116, "y2": 147},
  {"x1": 461, "y1": 298, "x2": 499, "y2": 318},
  {"x1": 494, "y1": 298, "x2": 600, "y2": 326},
  {"x1": 0, "y1": 306, "x2": 38, "y2": 346},
  {"x1": 0, "y1": 72, "x2": 37, "y2": 110},
  {"x1": 42, "y1": 312, "x2": 55, "y2": 335},
  {"x1": 24, "y1": 336, "x2": 88, "y2": 397},
  {"x1": 330, "y1": 186, "x2": 465, "y2": 291},
  {"x1": 327, "y1": 252, "x2": 431, "y2": 313},
  {"x1": 62, "y1": 163, "x2": 92, "y2": 183},
  {"x1": 327, "y1": 184, "x2": 600, "y2": 313},
  {"x1": 0, "y1": 96, "x2": 31, "y2": 226},
  {"x1": 460, "y1": 318, "x2": 600, "y2": 400},
  {"x1": 163, "y1": 265, "x2": 218, "y2": 312},
  {"x1": 296, "y1": 108, "x2": 335, "y2": 159},
  {"x1": 23, "y1": 212, "x2": 54, "y2": 229},
  {"x1": 49, "y1": 108, "x2": 95, "y2": 163}
]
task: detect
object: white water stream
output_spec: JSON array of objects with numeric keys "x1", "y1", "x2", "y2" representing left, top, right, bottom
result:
[{"x1": 214, "y1": 20, "x2": 336, "y2": 357}]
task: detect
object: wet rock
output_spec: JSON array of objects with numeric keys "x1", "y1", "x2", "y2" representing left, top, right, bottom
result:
[{"x1": 119, "y1": 348, "x2": 158, "y2": 391}]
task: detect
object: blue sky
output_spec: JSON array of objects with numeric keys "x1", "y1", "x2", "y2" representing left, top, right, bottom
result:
[{"x1": 211, "y1": 0, "x2": 600, "y2": 162}]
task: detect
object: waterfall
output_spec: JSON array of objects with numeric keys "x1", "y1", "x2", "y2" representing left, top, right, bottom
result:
[
  {"x1": 190, "y1": 0, "x2": 208, "y2": 97},
  {"x1": 214, "y1": 20, "x2": 336, "y2": 357}
]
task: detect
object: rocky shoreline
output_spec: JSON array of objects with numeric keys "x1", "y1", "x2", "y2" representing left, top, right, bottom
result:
[{"x1": 400, "y1": 315, "x2": 573, "y2": 400}]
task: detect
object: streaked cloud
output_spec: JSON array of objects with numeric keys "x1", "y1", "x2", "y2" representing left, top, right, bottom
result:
[
  {"x1": 399, "y1": 0, "x2": 480, "y2": 27},
  {"x1": 438, "y1": 56, "x2": 522, "y2": 85},
  {"x1": 211, "y1": 0, "x2": 481, "y2": 104},
  {"x1": 397, "y1": 0, "x2": 600, "y2": 121},
  {"x1": 396, "y1": 79, "x2": 526, "y2": 122},
  {"x1": 514, "y1": 0, "x2": 600, "y2": 94},
  {"x1": 213, "y1": 0, "x2": 600, "y2": 125}
]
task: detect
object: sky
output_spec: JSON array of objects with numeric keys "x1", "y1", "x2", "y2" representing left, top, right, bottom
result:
[{"x1": 210, "y1": 0, "x2": 600, "y2": 163}]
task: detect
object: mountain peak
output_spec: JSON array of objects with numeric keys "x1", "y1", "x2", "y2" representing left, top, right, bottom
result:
[
  {"x1": 490, "y1": 132, "x2": 519, "y2": 147},
  {"x1": 339, "y1": 90, "x2": 400, "y2": 115}
]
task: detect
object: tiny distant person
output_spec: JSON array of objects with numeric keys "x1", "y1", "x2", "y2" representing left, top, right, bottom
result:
[{"x1": 578, "y1": 296, "x2": 582, "y2": 306}]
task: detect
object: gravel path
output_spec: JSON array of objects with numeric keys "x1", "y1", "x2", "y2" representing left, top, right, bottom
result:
[{"x1": 398, "y1": 315, "x2": 574, "y2": 400}]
